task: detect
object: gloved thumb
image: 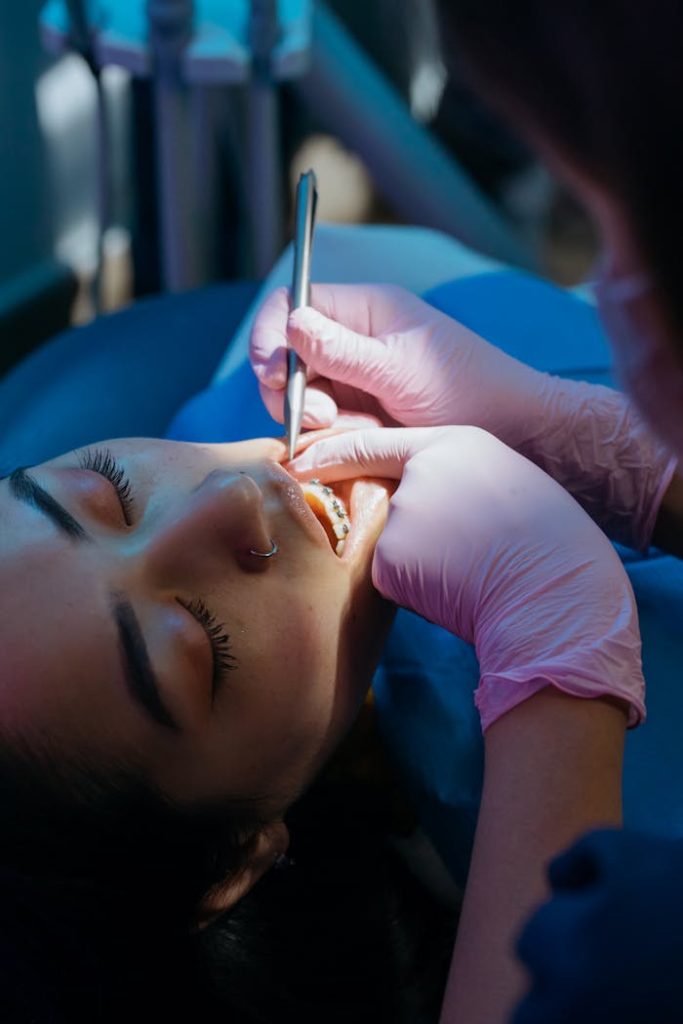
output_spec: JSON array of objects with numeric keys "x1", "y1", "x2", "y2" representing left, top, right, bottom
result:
[
  {"x1": 287, "y1": 426, "x2": 435, "y2": 481},
  {"x1": 288, "y1": 307, "x2": 392, "y2": 395}
]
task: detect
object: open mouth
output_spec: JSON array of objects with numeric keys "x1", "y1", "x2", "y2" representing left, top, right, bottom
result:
[
  {"x1": 272, "y1": 460, "x2": 392, "y2": 564},
  {"x1": 301, "y1": 479, "x2": 351, "y2": 556}
]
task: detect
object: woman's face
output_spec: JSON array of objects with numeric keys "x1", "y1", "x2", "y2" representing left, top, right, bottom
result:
[{"x1": 0, "y1": 436, "x2": 393, "y2": 815}]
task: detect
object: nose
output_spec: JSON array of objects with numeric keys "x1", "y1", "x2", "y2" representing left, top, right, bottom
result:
[{"x1": 141, "y1": 470, "x2": 276, "y2": 586}]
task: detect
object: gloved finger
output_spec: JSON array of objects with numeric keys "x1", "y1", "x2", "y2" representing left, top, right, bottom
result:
[
  {"x1": 253, "y1": 343, "x2": 326, "y2": 390},
  {"x1": 287, "y1": 307, "x2": 393, "y2": 396},
  {"x1": 286, "y1": 408, "x2": 385, "y2": 432},
  {"x1": 250, "y1": 282, "x2": 391, "y2": 380},
  {"x1": 288, "y1": 427, "x2": 425, "y2": 481},
  {"x1": 258, "y1": 380, "x2": 339, "y2": 429},
  {"x1": 250, "y1": 287, "x2": 290, "y2": 382},
  {"x1": 331, "y1": 409, "x2": 386, "y2": 429},
  {"x1": 258, "y1": 380, "x2": 286, "y2": 423},
  {"x1": 298, "y1": 377, "x2": 385, "y2": 427},
  {"x1": 255, "y1": 348, "x2": 288, "y2": 390},
  {"x1": 307, "y1": 282, "x2": 410, "y2": 333},
  {"x1": 290, "y1": 425, "x2": 363, "y2": 456},
  {"x1": 251, "y1": 284, "x2": 377, "y2": 389}
]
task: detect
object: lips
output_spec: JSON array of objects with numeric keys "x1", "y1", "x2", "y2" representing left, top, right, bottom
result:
[
  {"x1": 265, "y1": 461, "x2": 393, "y2": 565},
  {"x1": 263, "y1": 461, "x2": 333, "y2": 551}
]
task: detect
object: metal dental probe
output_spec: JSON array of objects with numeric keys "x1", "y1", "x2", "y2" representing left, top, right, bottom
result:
[{"x1": 285, "y1": 170, "x2": 318, "y2": 460}]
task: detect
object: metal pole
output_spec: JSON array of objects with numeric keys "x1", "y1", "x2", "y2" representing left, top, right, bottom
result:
[
  {"x1": 93, "y1": 74, "x2": 111, "y2": 313},
  {"x1": 64, "y1": 0, "x2": 94, "y2": 68},
  {"x1": 246, "y1": 0, "x2": 284, "y2": 278},
  {"x1": 189, "y1": 84, "x2": 220, "y2": 283},
  {"x1": 65, "y1": 0, "x2": 108, "y2": 313},
  {"x1": 296, "y1": 2, "x2": 534, "y2": 270},
  {"x1": 147, "y1": 0, "x2": 199, "y2": 291}
]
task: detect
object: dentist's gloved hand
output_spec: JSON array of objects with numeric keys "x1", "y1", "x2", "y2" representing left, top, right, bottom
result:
[
  {"x1": 513, "y1": 829, "x2": 683, "y2": 1024},
  {"x1": 289, "y1": 426, "x2": 645, "y2": 731},
  {"x1": 251, "y1": 284, "x2": 676, "y2": 550}
]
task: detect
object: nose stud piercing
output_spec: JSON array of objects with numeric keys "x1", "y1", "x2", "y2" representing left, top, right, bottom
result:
[{"x1": 249, "y1": 538, "x2": 279, "y2": 559}]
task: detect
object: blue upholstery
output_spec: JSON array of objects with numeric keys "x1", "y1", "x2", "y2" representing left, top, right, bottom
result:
[{"x1": 0, "y1": 282, "x2": 260, "y2": 471}]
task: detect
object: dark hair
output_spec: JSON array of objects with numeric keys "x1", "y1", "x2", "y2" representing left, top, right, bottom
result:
[
  {"x1": 437, "y1": 0, "x2": 683, "y2": 340},
  {"x1": 199, "y1": 773, "x2": 457, "y2": 1024},
  {"x1": 0, "y1": 739, "x2": 264, "y2": 1022},
  {"x1": 0, "y1": 733, "x2": 457, "y2": 1022}
]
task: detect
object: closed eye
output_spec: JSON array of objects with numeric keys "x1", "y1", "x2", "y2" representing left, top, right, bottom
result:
[
  {"x1": 78, "y1": 447, "x2": 135, "y2": 524},
  {"x1": 74, "y1": 447, "x2": 239, "y2": 701},
  {"x1": 178, "y1": 598, "x2": 238, "y2": 703}
]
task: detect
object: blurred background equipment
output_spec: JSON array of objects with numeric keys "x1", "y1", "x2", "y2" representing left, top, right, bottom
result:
[
  {"x1": 40, "y1": 0, "x2": 529, "y2": 290},
  {"x1": 0, "y1": 1, "x2": 597, "y2": 372}
]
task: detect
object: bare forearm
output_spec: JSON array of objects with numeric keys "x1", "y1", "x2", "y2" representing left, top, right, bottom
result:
[{"x1": 439, "y1": 689, "x2": 626, "y2": 1024}]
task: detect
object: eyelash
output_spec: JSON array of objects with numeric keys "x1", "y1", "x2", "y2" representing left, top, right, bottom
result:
[
  {"x1": 78, "y1": 446, "x2": 135, "y2": 524},
  {"x1": 180, "y1": 598, "x2": 238, "y2": 697},
  {"x1": 78, "y1": 446, "x2": 237, "y2": 696}
]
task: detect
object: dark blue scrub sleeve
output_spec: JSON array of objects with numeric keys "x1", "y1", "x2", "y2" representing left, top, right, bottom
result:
[{"x1": 512, "y1": 829, "x2": 683, "y2": 1024}]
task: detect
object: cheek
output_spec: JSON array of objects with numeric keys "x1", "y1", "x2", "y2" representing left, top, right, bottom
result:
[
  {"x1": 192, "y1": 608, "x2": 343, "y2": 802},
  {"x1": 239, "y1": 579, "x2": 347, "y2": 739},
  {"x1": 242, "y1": 579, "x2": 343, "y2": 699}
]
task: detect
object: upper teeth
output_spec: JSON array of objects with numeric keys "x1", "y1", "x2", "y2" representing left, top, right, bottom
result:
[{"x1": 301, "y1": 480, "x2": 351, "y2": 555}]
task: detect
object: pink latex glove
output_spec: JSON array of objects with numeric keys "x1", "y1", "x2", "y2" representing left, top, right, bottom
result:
[
  {"x1": 250, "y1": 284, "x2": 676, "y2": 551},
  {"x1": 289, "y1": 426, "x2": 645, "y2": 732}
]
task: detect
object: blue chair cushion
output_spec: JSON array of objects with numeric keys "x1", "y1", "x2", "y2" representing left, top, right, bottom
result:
[{"x1": 0, "y1": 282, "x2": 259, "y2": 471}]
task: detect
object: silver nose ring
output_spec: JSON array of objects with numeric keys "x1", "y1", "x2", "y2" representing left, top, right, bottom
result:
[{"x1": 249, "y1": 538, "x2": 279, "y2": 559}]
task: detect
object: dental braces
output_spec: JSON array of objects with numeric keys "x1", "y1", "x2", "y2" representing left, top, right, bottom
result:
[{"x1": 303, "y1": 479, "x2": 351, "y2": 555}]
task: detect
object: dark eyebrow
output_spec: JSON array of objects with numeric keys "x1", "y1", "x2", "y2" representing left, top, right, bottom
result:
[
  {"x1": 8, "y1": 468, "x2": 91, "y2": 541},
  {"x1": 4, "y1": 468, "x2": 180, "y2": 734},
  {"x1": 111, "y1": 595, "x2": 181, "y2": 733}
]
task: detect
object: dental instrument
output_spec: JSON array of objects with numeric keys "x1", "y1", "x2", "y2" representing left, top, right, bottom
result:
[{"x1": 285, "y1": 169, "x2": 318, "y2": 460}]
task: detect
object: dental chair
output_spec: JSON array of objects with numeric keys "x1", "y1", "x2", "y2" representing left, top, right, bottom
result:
[{"x1": 2, "y1": 223, "x2": 682, "y2": 890}]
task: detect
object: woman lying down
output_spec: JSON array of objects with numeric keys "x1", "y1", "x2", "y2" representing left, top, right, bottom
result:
[
  {"x1": 0, "y1": 434, "x2": 459, "y2": 1023},
  {"x1": 1, "y1": 385, "x2": 643, "y2": 1024}
]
